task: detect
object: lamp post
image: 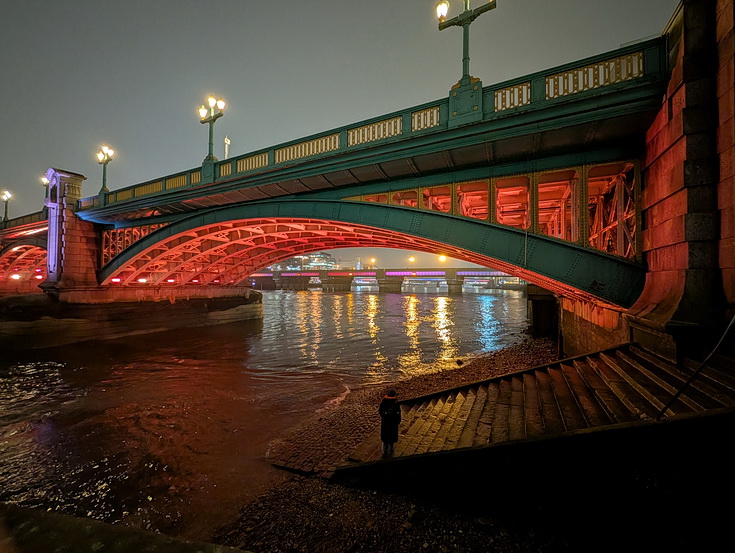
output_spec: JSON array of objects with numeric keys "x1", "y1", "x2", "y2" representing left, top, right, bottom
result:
[
  {"x1": 198, "y1": 96, "x2": 226, "y2": 162},
  {"x1": 96, "y1": 145, "x2": 115, "y2": 194},
  {"x1": 2, "y1": 190, "x2": 12, "y2": 222},
  {"x1": 41, "y1": 176, "x2": 50, "y2": 216},
  {"x1": 435, "y1": 1, "x2": 497, "y2": 128},
  {"x1": 435, "y1": 0, "x2": 496, "y2": 86}
]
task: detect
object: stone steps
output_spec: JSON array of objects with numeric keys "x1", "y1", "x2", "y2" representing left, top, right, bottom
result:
[{"x1": 345, "y1": 344, "x2": 735, "y2": 465}]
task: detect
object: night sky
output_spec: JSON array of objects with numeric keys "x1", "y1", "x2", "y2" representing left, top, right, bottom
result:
[{"x1": 1, "y1": 0, "x2": 680, "y2": 267}]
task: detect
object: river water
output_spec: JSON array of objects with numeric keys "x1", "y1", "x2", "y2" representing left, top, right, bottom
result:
[{"x1": 0, "y1": 288, "x2": 528, "y2": 539}]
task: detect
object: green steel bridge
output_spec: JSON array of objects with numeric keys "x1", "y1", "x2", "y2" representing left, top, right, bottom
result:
[{"x1": 0, "y1": 37, "x2": 669, "y2": 309}]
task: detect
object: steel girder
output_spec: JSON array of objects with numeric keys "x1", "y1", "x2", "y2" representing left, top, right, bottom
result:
[{"x1": 99, "y1": 200, "x2": 645, "y2": 308}]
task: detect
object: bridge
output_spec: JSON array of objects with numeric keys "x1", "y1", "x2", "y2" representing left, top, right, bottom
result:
[
  {"x1": 0, "y1": 39, "x2": 665, "y2": 305},
  {"x1": 245, "y1": 268, "x2": 518, "y2": 293},
  {"x1": 0, "y1": 0, "x2": 731, "y2": 361}
]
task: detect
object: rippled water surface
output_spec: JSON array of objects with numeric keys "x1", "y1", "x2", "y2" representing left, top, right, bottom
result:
[{"x1": 0, "y1": 289, "x2": 527, "y2": 539}]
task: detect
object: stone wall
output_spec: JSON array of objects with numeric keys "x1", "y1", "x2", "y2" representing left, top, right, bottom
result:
[
  {"x1": 560, "y1": 0, "x2": 733, "y2": 358},
  {"x1": 626, "y1": 0, "x2": 726, "y2": 358},
  {"x1": 717, "y1": 0, "x2": 735, "y2": 316},
  {"x1": 559, "y1": 298, "x2": 630, "y2": 357}
]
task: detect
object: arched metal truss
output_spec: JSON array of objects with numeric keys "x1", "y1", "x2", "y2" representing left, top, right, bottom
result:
[
  {"x1": 99, "y1": 201, "x2": 645, "y2": 308},
  {"x1": 0, "y1": 239, "x2": 48, "y2": 288}
]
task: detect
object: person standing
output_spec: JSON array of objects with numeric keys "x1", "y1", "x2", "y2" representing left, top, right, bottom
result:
[{"x1": 379, "y1": 388, "x2": 401, "y2": 458}]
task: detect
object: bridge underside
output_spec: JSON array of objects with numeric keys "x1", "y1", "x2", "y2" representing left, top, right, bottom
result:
[
  {"x1": 0, "y1": 242, "x2": 47, "y2": 292},
  {"x1": 98, "y1": 201, "x2": 645, "y2": 308}
]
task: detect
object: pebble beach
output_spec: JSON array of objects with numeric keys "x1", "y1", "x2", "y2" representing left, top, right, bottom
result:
[{"x1": 211, "y1": 338, "x2": 564, "y2": 553}]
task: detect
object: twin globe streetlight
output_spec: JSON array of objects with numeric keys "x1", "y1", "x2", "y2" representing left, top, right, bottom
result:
[
  {"x1": 90, "y1": 95, "x2": 225, "y2": 198},
  {"x1": 97, "y1": 145, "x2": 115, "y2": 194},
  {"x1": 198, "y1": 96, "x2": 226, "y2": 161}
]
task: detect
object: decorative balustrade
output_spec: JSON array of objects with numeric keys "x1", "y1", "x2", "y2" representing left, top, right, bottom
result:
[
  {"x1": 411, "y1": 106, "x2": 441, "y2": 131},
  {"x1": 71, "y1": 38, "x2": 662, "y2": 212},
  {"x1": 494, "y1": 82, "x2": 531, "y2": 112},
  {"x1": 546, "y1": 51, "x2": 645, "y2": 100},
  {"x1": 236, "y1": 152, "x2": 268, "y2": 173},
  {"x1": 348, "y1": 116, "x2": 403, "y2": 146},
  {"x1": 99, "y1": 171, "x2": 197, "y2": 207},
  {"x1": 166, "y1": 174, "x2": 188, "y2": 190},
  {"x1": 275, "y1": 133, "x2": 340, "y2": 164},
  {"x1": 218, "y1": 163, "x2": 232, "y2": 178}
]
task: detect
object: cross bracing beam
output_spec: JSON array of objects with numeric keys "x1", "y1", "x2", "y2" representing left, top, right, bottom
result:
[{"x1": 99, "y1": 200, "x2": 645, "y2": 308}]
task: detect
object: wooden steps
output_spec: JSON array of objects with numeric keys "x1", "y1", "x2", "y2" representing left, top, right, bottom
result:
[{"x1": 345, "y1": 344, "x2": 735, "y2": 465}]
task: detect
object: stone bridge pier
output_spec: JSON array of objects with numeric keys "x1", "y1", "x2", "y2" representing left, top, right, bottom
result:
[
  {"x1": 560, "y1": 0, "x2": 734, "y2": 359},
  {"x1": 21, "y1": 168, "x2": 257, "y2": 307},
  {"x1": 376, "y1": 276, "x2": 404, "y2": 293},
  {"x1": 321, "y1": 276, "x2": 353, "y2": 292},
  {"x1": 273, "y1": 275, "x2": 311, "y2": 291},
  {"x1": 39, "y1": 168, "x2": 99, "y2": 299}
]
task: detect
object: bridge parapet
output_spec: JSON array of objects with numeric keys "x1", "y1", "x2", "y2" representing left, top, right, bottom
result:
[
  {"x1": 75, "y1": 37, "x2": 666, "y2": 213},
  {"x1": 1, "y1": 211, "x2": 47, "y2": 233}
]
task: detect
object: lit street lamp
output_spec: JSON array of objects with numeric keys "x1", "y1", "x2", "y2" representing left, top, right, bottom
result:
[
  {"x1": 96, "y1": 145, "x2": 115, "y2": 193},
  {"x1": 198, "y1": 96, "x2": 226, "y2": 161},
  {"x1": 41, "y1": 176, "x2": 50, "y2": 215},
  {"x1": 2, "y1": 190, "x2": 12, "y2": 222},
  {"x1": 435, "y1": 0, "x2": 496, "y2": 86}
]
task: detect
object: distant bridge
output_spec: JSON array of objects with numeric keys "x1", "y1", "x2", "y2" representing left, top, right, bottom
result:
[{"x1": 247, "y1": 268, "x2": 518, "y2": 292}]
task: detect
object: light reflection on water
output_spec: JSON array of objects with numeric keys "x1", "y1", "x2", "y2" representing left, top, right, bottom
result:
[{"x1": 0, "y1": 289, "x2": 527, "y2": 539}]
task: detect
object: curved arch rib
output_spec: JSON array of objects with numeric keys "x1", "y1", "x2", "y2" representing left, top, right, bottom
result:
[{"x1": 99, "y1": 201, "x2": 646, "y2": 308}]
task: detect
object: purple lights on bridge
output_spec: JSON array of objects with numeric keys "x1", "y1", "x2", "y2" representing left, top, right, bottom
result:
[
  {"x1": 385, "y1": 271, "x2": 444, "y2": 277},
  {"x1": 248, "y1": 269, "x2": 506, "y2": 278}
]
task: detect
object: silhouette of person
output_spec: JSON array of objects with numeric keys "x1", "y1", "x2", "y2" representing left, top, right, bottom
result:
[{"x1": 378, "y1": 388, "x2": 401, "y2": 457}]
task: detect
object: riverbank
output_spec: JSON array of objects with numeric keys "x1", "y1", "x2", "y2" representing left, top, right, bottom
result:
[
  {"x1": 0, "y1": 292, "x2": 263, "y2": 349},
  {"x1": 211, "y1": 338, "x2": 563, "y2": 553}
]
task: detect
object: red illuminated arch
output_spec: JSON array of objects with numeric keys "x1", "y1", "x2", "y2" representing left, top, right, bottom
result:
[{"x1": 0, "y1": 241, "x2": 48, "y2": 290}]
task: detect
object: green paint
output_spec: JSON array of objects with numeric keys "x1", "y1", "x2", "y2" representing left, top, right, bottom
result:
[{"x1": 98, "y1": 200, "x2": 645, "y2": 308}]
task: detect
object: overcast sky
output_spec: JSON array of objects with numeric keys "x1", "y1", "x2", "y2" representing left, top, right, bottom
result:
[{"x1": 1, "y1": 0, "x2": 679, "y2": 267}]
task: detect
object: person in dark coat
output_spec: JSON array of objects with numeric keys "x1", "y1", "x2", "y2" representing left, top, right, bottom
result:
[{"x1": 378, "y1": 388, "x2": 401, "y2": 457}]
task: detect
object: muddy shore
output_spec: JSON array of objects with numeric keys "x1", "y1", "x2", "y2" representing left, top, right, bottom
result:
[{"x1": 211, "y1": 339, "x2": 566, "y2": 553}]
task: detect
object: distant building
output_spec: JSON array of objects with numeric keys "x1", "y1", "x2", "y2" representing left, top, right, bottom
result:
[{"x1": 268, "y1": 252, "x2": 337, "y2": 271}]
